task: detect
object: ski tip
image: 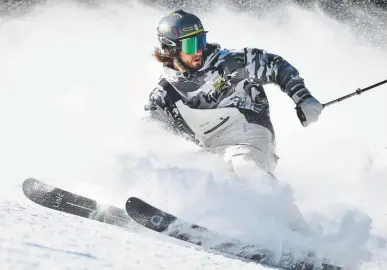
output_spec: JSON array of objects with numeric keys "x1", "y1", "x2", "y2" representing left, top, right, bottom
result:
[
  {"x1": 22, "y1": 178, "x2": 42, "y2": 204},
  {"x1": 125, "y1": 197, "x2": 143, "y2": 209},
  {"x1": 125, "y1": 197, "x2": 157, "y2": 211},
  {"x1": 125, "y1": 196, "x2": 167, "y2": 219},
  {"x1": 22, "y1": 178, "x2": 39, "y2": 194},
  {"x1": 22, "y1": 178, "x2": 55, "y2": 199}
]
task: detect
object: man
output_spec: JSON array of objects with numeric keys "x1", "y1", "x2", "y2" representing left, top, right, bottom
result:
[{"x1": 145, "y1": 9, "x2": 324, "y2": 176}]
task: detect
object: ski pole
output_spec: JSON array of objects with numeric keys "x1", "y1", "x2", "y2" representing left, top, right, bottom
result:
[{"x1": 322, "y1": 79, "x2": 387, "y2": 108}]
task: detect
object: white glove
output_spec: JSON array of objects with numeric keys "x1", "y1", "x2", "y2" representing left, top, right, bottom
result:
[{"x1": 296, "y1": 96, "x2": 323, "y2": 127}]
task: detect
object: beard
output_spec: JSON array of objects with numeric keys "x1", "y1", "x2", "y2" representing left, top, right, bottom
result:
[{"x1": 187, "y1": 55, "x2": 203, "y2": 70}]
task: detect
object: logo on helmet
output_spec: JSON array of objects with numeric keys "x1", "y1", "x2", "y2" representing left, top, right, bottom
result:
[{"x1": 159, "y1": 36, "x2": 176, "y2": 47}]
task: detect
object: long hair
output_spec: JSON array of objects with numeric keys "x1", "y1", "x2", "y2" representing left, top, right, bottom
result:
[{"x1": 153, "y1": 47, "x2": 177, "y2": 67}]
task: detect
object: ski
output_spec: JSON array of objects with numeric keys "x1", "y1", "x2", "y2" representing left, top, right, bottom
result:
[
  {"x1": 125, "y1": 196, "x2": 343, "y2": 270},
  {"x1": 23, "y1": 178, "x2": 132, "y2": 228}
]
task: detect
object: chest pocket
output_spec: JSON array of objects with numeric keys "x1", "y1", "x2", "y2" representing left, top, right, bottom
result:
[{"x1": 175, "y1": 102, "x2": 243, "y2": 140}]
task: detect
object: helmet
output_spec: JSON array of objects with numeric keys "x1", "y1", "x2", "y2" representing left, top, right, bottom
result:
[{"x1": 157, "y1": 9, "x2": 208, "y2": 55}]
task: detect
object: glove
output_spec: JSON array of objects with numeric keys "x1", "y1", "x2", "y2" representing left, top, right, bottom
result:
[{"x1": 295, "y1": 96, "x2": 323, "y2": 127}]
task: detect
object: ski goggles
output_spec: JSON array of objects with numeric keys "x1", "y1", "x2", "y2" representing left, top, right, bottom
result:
[{"x1": 180, "y1": 33, "x2": 207, "y2": 55}]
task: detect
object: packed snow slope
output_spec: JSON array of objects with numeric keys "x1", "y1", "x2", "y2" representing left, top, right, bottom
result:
[{"x1": 1, "y1": 1, "x2": 387, "y2": 269}]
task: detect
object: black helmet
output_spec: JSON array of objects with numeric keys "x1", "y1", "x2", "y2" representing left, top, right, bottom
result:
[{"x1": 157, "y1": 9, "x2": 208, "y2": 54}]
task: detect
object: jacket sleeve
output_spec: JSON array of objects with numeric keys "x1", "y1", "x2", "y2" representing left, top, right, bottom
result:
[
  {"x1": 144, "y1": 85, "x2": 197, "y2": 142},
  {"x1": 144, "y1": 85, "x2": 176, "y2": 124},
  {"x1": 244, "y1": 48, "x2": 312, "y2": 105}
]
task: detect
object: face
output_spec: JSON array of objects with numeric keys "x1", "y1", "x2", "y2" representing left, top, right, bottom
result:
[{"x1": 178, "y1": 50, "x2": 203, "y2": 70}]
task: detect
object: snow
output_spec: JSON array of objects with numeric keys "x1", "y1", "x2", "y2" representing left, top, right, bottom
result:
[
  {"x1": 0, "y1": 199, "x2": 267, "y2": 269},
  {"x1": 0, "y1": 1, "x2": 387, "y2": 269}
]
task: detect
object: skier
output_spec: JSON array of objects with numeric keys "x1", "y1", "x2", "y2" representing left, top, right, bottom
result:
[{"x1": 144, "y1": 9, "x2": 324, "y2": 177}]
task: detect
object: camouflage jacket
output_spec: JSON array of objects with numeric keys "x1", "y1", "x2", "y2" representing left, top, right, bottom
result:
[{"x1": 145, "y1": 43, "x2": 312, "y2": 144}]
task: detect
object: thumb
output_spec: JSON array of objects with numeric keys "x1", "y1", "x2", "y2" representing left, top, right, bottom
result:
[{"x1": 296, "y1": 106, "x2": 306, "y2": 123}]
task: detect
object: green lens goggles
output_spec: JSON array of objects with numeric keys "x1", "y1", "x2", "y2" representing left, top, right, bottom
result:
[{"x1": 180, "y1": 33, "x2": 207, "y2": 55}]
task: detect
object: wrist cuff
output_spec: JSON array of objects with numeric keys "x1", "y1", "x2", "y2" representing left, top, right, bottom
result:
[{"x1": 291, "y1": 88, "x2": 311, "y2": 105}]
